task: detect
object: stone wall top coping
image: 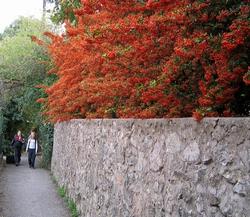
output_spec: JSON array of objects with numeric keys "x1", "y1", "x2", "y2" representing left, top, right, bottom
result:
[{"x1": 56, "y1": 117, "x2": 250, "y2": 125}]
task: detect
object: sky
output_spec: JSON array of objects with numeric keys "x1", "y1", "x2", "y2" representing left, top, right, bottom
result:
[{"x1": 0, "y1": 0, "x2": 43, "y2": 33}]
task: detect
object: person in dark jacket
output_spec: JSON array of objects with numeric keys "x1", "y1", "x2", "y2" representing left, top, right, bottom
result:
[{"x1": 11, "y1": 130, "x2": 25, "y2": 166}]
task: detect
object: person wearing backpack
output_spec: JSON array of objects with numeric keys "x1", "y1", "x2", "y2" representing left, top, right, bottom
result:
[
  {"x1": 11, "y1": 130, "x2": 25, "y2": 166},
  {"x1": 26, "y1": 131, "x2": 38, "y2": 169}
]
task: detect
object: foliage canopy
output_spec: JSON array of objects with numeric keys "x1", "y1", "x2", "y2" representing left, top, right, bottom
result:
[
  {"x1": 35, "y1": 0, "x2": 250, "y2": 122},
  {"x1": 0, "y1": 17, "x2": 55, "y2": 167}
]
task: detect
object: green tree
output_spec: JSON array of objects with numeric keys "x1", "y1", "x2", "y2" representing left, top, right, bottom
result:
[
  {"x1": 49, "y1": 0, "x2": 81, "y2": 24},
  {"x1": 0, "y1": 17, "x2": 56, "y2": 167},
  {"x1": 0, "y1": 17, "x2": 49, "y2": 81}
]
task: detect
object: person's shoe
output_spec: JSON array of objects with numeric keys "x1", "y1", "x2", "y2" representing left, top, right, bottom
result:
[{"x1": 16, "y1": 164, "x2": 18, "y2": 167}]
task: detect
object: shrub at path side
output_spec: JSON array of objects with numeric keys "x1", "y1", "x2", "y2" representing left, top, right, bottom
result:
[{"x1": 36, "y1": 0, "x2": 250, "y2": 122}]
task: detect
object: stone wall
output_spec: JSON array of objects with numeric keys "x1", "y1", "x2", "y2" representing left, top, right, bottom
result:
[{"x1": 52, "y1": 118, "x2": 250, "y2": 217}]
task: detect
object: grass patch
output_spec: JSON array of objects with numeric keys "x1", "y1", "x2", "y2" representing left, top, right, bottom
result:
[
  {"x1": 58, "y1": 186, "x2": 66, "y2": 198},
  {"x1": 67, "y1": 198, "x2": 78, "y2": 217},
  {"x1": 51, "y1": 175, "x2": 57, "y2": 184},
  {"x1": 52, "y1": 175, "x2": 79, "y2": 217}
]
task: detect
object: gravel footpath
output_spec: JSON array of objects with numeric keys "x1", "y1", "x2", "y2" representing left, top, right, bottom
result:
[{"x1": 0, "y1": 154, "x2": 70, "y2": 217}]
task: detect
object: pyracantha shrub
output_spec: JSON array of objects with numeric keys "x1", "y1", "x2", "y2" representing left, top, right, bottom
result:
[{"x1": 35, "y1": 0, "x2": 250, "y2": 122}]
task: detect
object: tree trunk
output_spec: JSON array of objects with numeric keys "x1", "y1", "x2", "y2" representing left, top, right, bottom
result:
[{"x1": 42, "y1": 0, "x2": 46, "y2": 19}]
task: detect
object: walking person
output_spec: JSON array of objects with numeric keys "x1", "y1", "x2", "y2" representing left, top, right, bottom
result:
[
  {"x1": 11, "y1": 130, "x2": 25, "y2": 166},
  {"x1": 26, "y1": 131, "x2": 38, "y2": 169}
]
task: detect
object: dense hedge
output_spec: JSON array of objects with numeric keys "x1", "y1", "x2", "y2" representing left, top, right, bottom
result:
[{"x1": 37, "y1": 0, "x2": 250, "y2": 122}]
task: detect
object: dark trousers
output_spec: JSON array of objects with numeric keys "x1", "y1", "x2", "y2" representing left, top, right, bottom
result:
[
  {"x1": 28, "y1": 149, "x2": 36, "y2": 168},
  {"x1": 14, "y1": 146, "x2": 21, "y2": 165}
]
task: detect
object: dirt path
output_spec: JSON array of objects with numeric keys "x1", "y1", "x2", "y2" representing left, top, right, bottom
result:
[{"x1": 0, "y1": 154, "x2": 70, "y2": 217}]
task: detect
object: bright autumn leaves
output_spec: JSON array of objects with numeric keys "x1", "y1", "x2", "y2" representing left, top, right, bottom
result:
[{"x1": 35, "y1": 0, "x2": 250, "y2": 122}]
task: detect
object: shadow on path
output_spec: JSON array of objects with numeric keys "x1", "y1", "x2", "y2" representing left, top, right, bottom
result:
[{"x1": 0, "y1": 154, "x2": 70, "y2": 217}]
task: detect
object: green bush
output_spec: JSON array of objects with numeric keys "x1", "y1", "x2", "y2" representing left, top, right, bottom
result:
[
  {"x1": 39, "y1": 123, "x2": 54, "y2": 168},
  {"x1": 0, "y1": 110, "x2": 3, "y2": 153}
]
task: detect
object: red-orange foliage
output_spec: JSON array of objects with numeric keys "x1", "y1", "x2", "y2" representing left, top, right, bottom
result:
[{"x1": 37, "y1": 0, "x2": 250, "y2": 122}]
